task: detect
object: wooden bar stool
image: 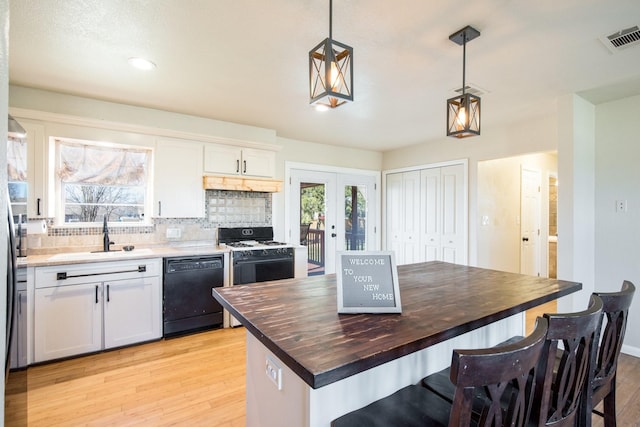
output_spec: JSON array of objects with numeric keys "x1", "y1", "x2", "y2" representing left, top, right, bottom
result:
[
  {"x1": 331, "y1": 317, "x2": 549, "y2": 427},
  {"x1": 583, "y1": 280, "x2": 636, "y2": 427},
  {"x1": 422, "y1": 295, "x2": 604, "y2": 427}
]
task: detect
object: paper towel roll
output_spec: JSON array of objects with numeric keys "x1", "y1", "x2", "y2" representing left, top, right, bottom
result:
[{"x1": 26, "y1": 220, "x2": 48, "y2": 235}]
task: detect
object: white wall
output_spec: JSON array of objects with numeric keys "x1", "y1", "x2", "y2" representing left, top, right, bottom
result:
[
  {"x1": 383, "y1": 113, "x2": 558, "y2": 267},
  {"x1": 593, "y1": 94, "x2": 640, "y2": 356},
  {"x1": 9, "y1": 85, "x2": 277, "y2": 145},
  {"x1": 556, "y1": 95, "x2": 596, "y2": 314},
  {"x1": 477, "y1": 153, "x2": 557, "y2": 274}
]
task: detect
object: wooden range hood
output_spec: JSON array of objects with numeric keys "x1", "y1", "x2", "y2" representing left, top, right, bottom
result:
[{"x1": 203, "y1": 175, "x2": 283, "y2": 193}]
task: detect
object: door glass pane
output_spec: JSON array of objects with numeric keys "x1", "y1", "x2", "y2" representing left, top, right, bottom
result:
[
  {"x1": 300, "y1": 182, "x2": 326, "y2": 276},
  {"x1": 344, "y1": 185, "x2": 367, "y2": 251}
]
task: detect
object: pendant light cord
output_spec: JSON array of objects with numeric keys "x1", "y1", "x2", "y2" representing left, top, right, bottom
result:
[
  {"x1": 462, "y1": 34, "x2": 466, "y2": 96},
  {"x1": 329, "y1": 0, "x2": 333, "y2": 40}
]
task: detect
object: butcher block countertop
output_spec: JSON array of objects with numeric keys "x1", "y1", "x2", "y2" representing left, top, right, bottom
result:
[{"x1": 213, "y1": 261, "x2": 582, "y2": 389}]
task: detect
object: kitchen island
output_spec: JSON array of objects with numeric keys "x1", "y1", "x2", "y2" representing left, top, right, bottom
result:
[{"x1": 212, "y1": 261, "x2": 581, "y2": 427}]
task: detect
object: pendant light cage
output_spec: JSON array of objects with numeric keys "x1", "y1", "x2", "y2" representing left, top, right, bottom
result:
[
  {"x1": 446, "y1": 26, "x2": 481, "y2": 138},
  {"x1": 447, "y1": 93, "x2": 481, "y2": 138},
  {"x1": 309, "y1": 0, "x2": 353, "y2": 108}
]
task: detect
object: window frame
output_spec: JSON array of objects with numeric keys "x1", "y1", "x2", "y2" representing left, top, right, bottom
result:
[{"x1": 53, "y1": 137, "x2": 154, "y2": 227}]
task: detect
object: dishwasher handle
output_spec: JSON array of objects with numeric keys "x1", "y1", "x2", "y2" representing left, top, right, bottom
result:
[{"x1": 57, "y1": 265, "x2": 147, "y2": 281}]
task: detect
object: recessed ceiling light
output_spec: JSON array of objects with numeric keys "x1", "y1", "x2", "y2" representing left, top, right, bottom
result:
[{"x1": 128, "y1": 57, "x2": 156, "y2": 70}]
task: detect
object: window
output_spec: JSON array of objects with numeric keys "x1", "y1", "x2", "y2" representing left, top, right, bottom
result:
[
  {"x1": 55, "y1": 138, "x2": 151, "y2": 224},
  {"x1": 7, "y1": 137, "x2": 28, "y2": 220}
]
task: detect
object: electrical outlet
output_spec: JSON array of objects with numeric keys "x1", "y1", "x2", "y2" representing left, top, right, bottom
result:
[
  {"x1": 616, "y1": 200, "x2": 627, "y2": 213},
  {"x1": 265, "y1": 355, "x2": 282, "y2": 390},
  {"x1": 166, "y1": 228, "x2": 181, "y2": 239}
]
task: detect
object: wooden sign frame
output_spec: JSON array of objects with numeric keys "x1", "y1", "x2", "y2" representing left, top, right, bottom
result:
[{"x1": 336, "y1": 251, "x2": 402, "y2": 314}]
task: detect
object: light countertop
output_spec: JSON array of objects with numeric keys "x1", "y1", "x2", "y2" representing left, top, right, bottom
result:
[{"x1": 19, "y1": 244, "x2": 229, "y2": 267}]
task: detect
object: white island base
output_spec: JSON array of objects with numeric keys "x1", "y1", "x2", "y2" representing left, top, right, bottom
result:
[{"x1": 245, "y1": 313, "x2": 524, "y2": 427}]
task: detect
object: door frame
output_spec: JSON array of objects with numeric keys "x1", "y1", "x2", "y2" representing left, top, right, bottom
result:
[{"x1": 284, "y1": 161, "x2": 382, "y2": 254}]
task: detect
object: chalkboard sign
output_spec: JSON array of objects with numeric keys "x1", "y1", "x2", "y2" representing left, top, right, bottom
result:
[{"x1": 336, "y1": 251, "x2": 402, "y2": 314}]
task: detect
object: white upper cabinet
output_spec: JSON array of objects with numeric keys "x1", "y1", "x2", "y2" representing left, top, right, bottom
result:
[
  {"x1": 204, "y1": 144, "x2": 275, "y2": 178},
  {"x1": 17, "y1": 120, "x2": 47, "y2": 218},
  {"x1": 154, "y1": 139, "x2": 205, "y2": 218}
]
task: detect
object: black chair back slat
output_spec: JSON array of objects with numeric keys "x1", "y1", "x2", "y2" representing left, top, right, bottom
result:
[
  {"x1": 585, "y1": 280, "x2": 636, "y2": 427},
  {"x1": 535, "y1": 295, "x2": 603, "y2": 427},
  {"x1": 448, "y1": 317, "x2": 548, "y2": 427}
]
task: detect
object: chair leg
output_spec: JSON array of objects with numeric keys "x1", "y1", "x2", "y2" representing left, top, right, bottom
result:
[{"x1": 602, "y1": 384, "x2": 617, "y2": 427}]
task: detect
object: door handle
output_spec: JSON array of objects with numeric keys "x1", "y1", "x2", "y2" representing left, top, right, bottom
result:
[
  {"x1": 95, "y1": 285, "x2": 99, "y2": 304},
  {"x1": 331, "y1": 233, "x2": 337, "y2": 238},
  {"x1": 107, "y1": 284, "x2": 110, "y2": 302},
  {"x1": 522, "y1": 237, "x2": 529, "y2": 242}
]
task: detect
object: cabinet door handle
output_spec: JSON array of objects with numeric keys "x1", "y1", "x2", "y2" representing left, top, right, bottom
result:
[
  {"x1": 158, "y1": 201, "x2": 162, "y2": 216},
  {"x1": 37, "y1": 198, "x2": 42, "y2": 216},
  {"x1": 95, "y1": 285, "x2": 99, "y2": 304},
  {"x1": 243, "y1": 160, "x2": 247, "y2": 174},
  {"x1": 236, "y1": 159, "x2": 240, "y2": 173},
  {"x1": 107, "y1": 284, "x2": 110, "y2": 302}
]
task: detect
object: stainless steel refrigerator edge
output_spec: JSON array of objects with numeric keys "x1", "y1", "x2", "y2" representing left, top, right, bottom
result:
[{"x1": 5, "y1": 199, "x2": 16, "y2": 381}]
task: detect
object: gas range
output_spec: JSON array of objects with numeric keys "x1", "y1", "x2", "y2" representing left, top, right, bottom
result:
[
  {"x1": 218, "y1": 227, "x2": 291, "y2": 251},
  {"x1": 219, "y1": 227, "x2": 297, "y2": 328},
  {"x1": 225, "y1": 240, "x2": 289, "y2": 249}
]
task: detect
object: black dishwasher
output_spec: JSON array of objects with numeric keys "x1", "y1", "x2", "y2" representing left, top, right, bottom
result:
[{"x1": 163, "y1": 255, "x2": 224, "y2": 337}]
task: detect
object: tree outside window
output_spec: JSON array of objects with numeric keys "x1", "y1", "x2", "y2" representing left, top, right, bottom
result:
[{"x1": 56, "y1": 139, "x2": 150, "y2": 223}]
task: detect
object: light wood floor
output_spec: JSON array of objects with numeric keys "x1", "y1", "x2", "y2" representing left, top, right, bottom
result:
[
  {"x1": 5, "y1": 328, "x2": 247, "y2": 426},
  {"x1": 5, "y1": 324, "x2": 640, "y2": 426}
]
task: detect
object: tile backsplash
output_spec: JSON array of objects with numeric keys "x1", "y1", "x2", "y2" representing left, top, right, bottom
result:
[
  {"x1": 27, "y1": 190, "x2": 272, "y2": 254},
  {"x1": 206, "y1": 190, "x2": 272, "y2": 226}
]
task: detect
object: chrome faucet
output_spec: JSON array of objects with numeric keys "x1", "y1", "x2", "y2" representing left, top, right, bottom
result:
[{"x1": 102, "y1": 214, "x2": 113, "y2": 252}]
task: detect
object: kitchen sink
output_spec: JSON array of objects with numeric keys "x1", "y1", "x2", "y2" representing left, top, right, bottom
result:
[{"x1": 48, "y1": 248, "x2": 155, "y2": 261}]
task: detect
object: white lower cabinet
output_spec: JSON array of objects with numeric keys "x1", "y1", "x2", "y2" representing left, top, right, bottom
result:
[
  {"x1": 103, "y1": 277, "x2": 161, "y2": 349},
  {"x1": 34, "y1": 258, "x2": 162, "y2": 363},
  {"x1": 35, "y1": 282, "x2": 103, "y2": 361}
]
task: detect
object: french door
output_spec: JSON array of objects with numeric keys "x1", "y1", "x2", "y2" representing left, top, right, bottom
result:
[{"x1": 289, "y1": 169, "x2": 377, "y2": 275}]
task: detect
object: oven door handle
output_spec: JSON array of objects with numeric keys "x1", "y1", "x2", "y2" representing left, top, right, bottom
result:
[{"x1": 233, "y1": 257, "x2": 293, "y2": 266}]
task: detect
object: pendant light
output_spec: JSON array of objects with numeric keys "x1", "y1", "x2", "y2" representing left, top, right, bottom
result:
[
  {"x1": 8, "y1": 114, "x2": 27, "y2": 139},
  {"x1": 309, "y1": 0, "x2": 353, "y2": 109},
  {"x1": 446, "y1": 26, "x2": 481, "y2": 138}
]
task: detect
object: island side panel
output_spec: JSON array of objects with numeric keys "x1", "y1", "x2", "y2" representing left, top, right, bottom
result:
[
  {"x1": 246, "y1": 331, "x2": 310, "y2": 427},
  {"x1": 246, "y1": 314, "x2": 523, "y2": 427}
]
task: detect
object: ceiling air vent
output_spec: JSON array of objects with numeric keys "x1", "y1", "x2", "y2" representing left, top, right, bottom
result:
[{"x1": 600, "y1": 25, "x2": 640, "y2": 53}]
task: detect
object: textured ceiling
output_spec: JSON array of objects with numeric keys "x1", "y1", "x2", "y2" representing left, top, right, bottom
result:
[{"x1": 8, "y1": 0, "x2": 640, "y2": 151}]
